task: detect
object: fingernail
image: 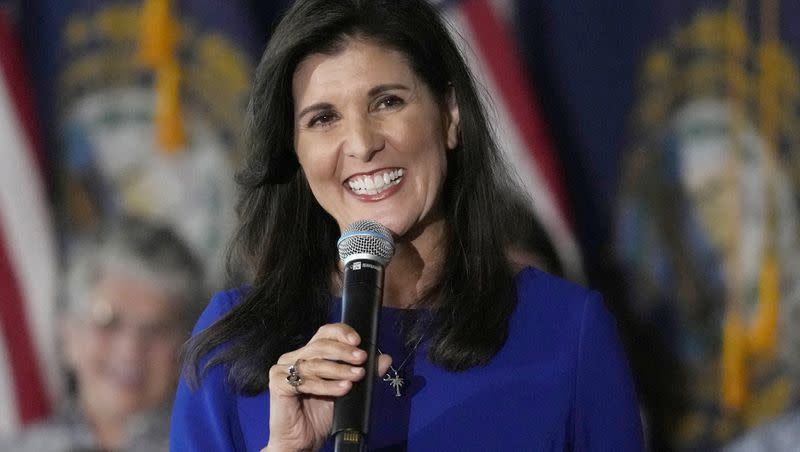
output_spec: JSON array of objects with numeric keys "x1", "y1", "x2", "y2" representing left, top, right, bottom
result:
[
  {"x1": 348, "y1": 333, "x2": 358, "y2": 344},
  {"x1": 351, "y1": 367, "x2": 363, "y2": 374},
  {"x1": 339, "y1": 380, "x2": 349, "y2": 388},
  {"x1": 353, "y1": 349, "x2": 366, "y2": 358}
]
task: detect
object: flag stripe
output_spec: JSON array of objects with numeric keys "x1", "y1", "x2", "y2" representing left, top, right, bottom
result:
[
  {"x1": 461, "y1": 0, "x2": 572, "y2": 230},
  {"x1": 0, "y1": 326, "x2": 18, "y2": 433},
  {"x1": 0, "y1": 225, "x2": 49, "y2": 422},
  {"x1": 0, "y1": 7, "x2": 57, "y2": 429},
  {"x1": 442, "y1": 1, "x2": 583, "y2": 278},
  {"x1": 0, "y1": 9, "x2": 45, "y2": 177}
]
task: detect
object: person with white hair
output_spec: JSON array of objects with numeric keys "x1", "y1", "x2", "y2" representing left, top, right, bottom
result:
[{"x1": 1, "y1": 217, "x2": 205, "y2": 451}]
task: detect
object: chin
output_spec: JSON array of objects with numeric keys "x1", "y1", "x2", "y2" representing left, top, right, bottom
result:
[{"x1": 370, "y1": 218, "x2": 408, "y2": 238}]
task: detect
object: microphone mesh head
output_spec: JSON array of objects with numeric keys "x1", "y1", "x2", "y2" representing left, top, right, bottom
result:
[{"x1": 337, "y1": 219, "x2": 395, "y2": 264}]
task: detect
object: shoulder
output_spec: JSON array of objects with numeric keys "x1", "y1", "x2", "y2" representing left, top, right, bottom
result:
[
  {"x1": 513, "y1": 266, "x2": 604, "y2": 326},
  {"x1": 191, "y1": 287, "x2": 248, "y2": 335},
  {"x1": 514, "y1": 266, "x2": 594, "y2": 300},
  {"x1": 172, "y1": 291, "x2": 247, "y2": 449},
  {"x1": 507, "y1": 267, "x2": 618, "y2": 359},
  {"x1": 512, "y1": 268, "x2": 643, "y2": 448}
]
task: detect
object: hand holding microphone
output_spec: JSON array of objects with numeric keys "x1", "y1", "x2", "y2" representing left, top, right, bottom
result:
[{"x1": 263, "y1": 220, "x2": 394, "y2": 452}]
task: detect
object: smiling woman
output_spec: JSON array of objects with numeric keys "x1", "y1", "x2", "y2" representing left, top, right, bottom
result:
[
  {"x1": 0, "y1": 217, "x2": 205, "y2": 451},
  {"x1": 171, "y1": 0, "x2": 644, "y2": 451}
]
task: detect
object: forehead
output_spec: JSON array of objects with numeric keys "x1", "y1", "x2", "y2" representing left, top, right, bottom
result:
[
  {"x1": 90, "y1": 273, "x2": 180, "y2": 320},
  {"x1": 292, "y1": 39, "x2": 417, "y2": 101}
]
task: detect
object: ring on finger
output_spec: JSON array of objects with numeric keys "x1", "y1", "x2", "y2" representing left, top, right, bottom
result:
[{"x1": 286, "y1": 359, "x2": 304, "y2": 391}]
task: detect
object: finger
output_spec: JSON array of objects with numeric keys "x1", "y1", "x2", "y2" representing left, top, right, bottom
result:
[
  {"x1": 293, "y1": 378, "x2": 354, "y2": 398},
  {"x1": 376, "y1": 354, "x2": 393, "y2": 377},
  {"x1": 274, "y1": 340, "x2": 365, "y2": 372},
  {"x1": 297, "y1": 357, "x2": 367, "y2": 382},
  {"x1": 269, "y1": 364, "x2": 353, "y2": 398},
  {"x1": 309, "y1": 323, "x2": 360, "y2": 346},
  {"x1": 301, "y1": 338, "x2": 367, "y2": 365},
  {"x1": 268, "y1": 362, "x2": 354, "y2": 398}
]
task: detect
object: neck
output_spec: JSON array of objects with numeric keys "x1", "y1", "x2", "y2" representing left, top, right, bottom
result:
[
  {"x1": 81, "y1": 399, "x2": 127, "y2": 450},
  {"x1": 382, "y1": 218, "x2": 447, "y2": 309}
]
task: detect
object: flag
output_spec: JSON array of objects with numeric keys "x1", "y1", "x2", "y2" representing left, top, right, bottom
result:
[
  {"x1": 0, "y1": 5, "x2": 58, "y2": 435},
  {"x1": 437, "y1": 0, "x2": 582, "y2": 280},
  {"x1": 24, "y1": 0, "x2": 274, "y2": 287},
  {"x1": 512, "y1": 0, "x2": 653, "y2": 275},
  {"x1": 615, "y1": 1, "x2": 800, "y2": 449}
]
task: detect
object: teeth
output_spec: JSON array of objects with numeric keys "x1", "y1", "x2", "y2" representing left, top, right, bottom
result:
[{"x1": 347, "y1": 169, "x2": 403, "y2": 195}]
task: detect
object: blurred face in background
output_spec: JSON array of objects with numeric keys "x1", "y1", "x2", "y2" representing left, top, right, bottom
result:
[{"x1": 63, "y1": 272, "x2": 185, "y2": 422}]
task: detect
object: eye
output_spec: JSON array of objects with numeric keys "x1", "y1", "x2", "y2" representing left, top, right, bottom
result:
[
  {"x1": 308, "y1": 110, "x2": 338, "y2": 128},
  {"x1": 141, "y1": 321, "x2": 175, "y2": 340},
  {"x1": 375, "y1": 95, "x2": 405, "y2": 110}
]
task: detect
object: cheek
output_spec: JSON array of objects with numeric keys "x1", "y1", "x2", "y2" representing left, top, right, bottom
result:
[
  {"x1": 70, "y1": 331, "x2": 107, "y2": 369},
  {"x1": 146, "y1": 341, "x2": 182, "y2": 375},
  {"x1": 297, "y1": 138, "x2": 340, "y2": 189},
  {"x1": 405, "y1": 124, "x2": 448, "y2": 181}
]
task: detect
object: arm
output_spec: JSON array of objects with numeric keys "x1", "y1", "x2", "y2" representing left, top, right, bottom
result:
[
  {"x1": 169, "y1": 291, "x2": 246, "y2": 452},
  {"x1": 573, "y1": 292, "x2": 645, "y2": 451}
]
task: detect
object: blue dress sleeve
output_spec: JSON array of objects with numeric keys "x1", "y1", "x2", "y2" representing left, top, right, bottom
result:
[
  {"x1": 573, "y1": 292, "x2": 644, "y2": 451},
  {"x1": 170, "y1": 290, "x2": 247, "y2": 452}
]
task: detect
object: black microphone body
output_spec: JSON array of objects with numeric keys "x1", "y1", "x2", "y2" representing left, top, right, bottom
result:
[
  {"x1": 332, "y1": 220, "x2": 395, "y2": 452},
  {"x1": 332, "y1": 259, "x2": 385, "y2": 451}
]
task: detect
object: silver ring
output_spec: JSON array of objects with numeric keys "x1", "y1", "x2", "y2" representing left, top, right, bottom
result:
[{"x1": 286, "y1": 359, "x2": 303, "y2": 390}]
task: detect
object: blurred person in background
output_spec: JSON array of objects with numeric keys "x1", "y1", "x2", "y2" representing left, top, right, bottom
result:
[{"x1": 0, "y1": 216, "x2": 205, "y2": 451}]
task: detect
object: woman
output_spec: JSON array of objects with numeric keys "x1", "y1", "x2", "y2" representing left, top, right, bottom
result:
[
  {"x1": 2, "y1": 217, "x2": 204, "y2": 451},
  {"x1": 171, "y1": 0, "x2": 643, "y2": 450}
]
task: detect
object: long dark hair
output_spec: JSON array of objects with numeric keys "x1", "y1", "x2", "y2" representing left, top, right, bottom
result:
[{"x1": 183, "y1": 0, "x2": 556, "y2": 394}]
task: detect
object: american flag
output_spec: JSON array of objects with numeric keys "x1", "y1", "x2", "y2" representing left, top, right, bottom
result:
[
  {"x1": 438, "y1": 0, "x2": 581, "y2": 278},
  {"x1": 0, "y1": 5, "x2": 58, "y2": 435}
]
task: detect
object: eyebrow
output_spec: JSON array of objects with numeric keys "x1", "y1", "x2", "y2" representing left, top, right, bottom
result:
[
  {"x1": 368, "y1": 83, "x2": 410, "y2": 97},
  {"x1": 295, "y1": 83, "x2": 411, "y2": 121},
  {"x1": 296, "y1": 102, "x2": 334, "y2": 121}
]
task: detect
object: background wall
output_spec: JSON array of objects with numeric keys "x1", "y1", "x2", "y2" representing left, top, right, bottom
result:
[{"x1": 1, "y1": 0, "x2": 799, "y2": 450}]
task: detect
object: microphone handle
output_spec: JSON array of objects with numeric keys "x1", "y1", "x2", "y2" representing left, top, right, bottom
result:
[{"x1": 332, "y1": 258, "x2": 384, "y2": 450}]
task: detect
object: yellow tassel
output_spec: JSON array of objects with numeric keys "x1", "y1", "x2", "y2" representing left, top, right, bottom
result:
[
  {"x1": 138, "y1": 0, "x2": 176, "y2": 67},
  {"x1": 721, "y1": 309, "x2": 748, "y2": 411},
  {"x1": 155, "y1": 62, "x2": 186, "y2": 152},
  {"x1": 750, "y1": 254, "x2": 779, "y2": 357},
  {"x1": 138, "y1": 0, "x2": 185, "y2": 151}
]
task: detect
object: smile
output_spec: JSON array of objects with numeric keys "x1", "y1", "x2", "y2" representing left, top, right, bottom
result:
[{"x1": 346, "y1": 168, "x2": 404, "y2": 195}]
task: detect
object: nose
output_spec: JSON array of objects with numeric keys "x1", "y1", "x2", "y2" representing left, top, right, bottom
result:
[
  {"x1": 344, "y1": 114, "x2": 384, "y2": 161},
  {"x1": 111, "y1": 324, "x2": 149, "y2": 362}
]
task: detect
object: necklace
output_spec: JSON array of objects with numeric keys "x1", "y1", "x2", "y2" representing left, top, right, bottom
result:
[{"x1": 377, "y1": 333, "x2": 425, "y2": 397}]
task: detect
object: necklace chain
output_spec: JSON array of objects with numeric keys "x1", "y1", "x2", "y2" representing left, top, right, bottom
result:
[{"x1": 377, "y1": 333, "x2": 425, "y2": 397}]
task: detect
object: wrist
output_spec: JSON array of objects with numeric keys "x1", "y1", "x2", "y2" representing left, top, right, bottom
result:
[{"x1": 262, "y1": 442, "x2": 313, "y2": 452}]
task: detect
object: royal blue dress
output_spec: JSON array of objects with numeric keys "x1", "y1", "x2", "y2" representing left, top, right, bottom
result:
[{"x1": 170, "y1": 267, "x2": 644, "y2": 451}]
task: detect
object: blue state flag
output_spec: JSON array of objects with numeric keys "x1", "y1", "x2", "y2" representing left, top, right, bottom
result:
[
  {"x1": 614, "y1": 1, "x2": 800, "y2": 450},
  {"x1": 21, "y1": 0, "x2": 290, "y2": 287}
]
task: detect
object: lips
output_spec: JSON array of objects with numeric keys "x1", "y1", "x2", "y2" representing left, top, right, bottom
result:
[
  {"x1": 104, "y1": 362, "x2": 145, "y2": 390},
  {"x1": 346, "y1": 168, "x2": 404, "y2": 195}
]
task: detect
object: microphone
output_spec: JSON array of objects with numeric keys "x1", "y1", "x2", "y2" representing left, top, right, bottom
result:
[{"x1": 332, "y1": 219, "x2": 395, "y2": 452}]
